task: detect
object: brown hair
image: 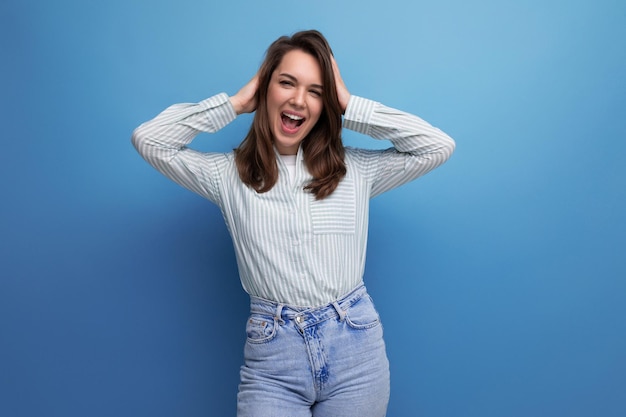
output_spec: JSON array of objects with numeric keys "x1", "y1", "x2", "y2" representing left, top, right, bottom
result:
[{"x1": 234, "y1": 30, "x2": 346, "y2": 200}]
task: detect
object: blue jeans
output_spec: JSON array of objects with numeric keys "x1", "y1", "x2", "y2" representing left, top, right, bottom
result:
[{"x1": 237, "y1": 284, "x2": 390, "y2": 417}]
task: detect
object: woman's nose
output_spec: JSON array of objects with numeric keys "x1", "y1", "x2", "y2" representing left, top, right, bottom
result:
[{"x1": 290, "y1": 88, "x2": 306, "y2": 107}]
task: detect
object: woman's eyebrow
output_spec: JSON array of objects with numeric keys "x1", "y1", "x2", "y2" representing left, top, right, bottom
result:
[{"x1": 279, "y1": 73, "x2": 323, "y2": 90}]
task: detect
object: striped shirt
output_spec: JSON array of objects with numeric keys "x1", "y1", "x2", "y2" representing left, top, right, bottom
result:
[{"x1": 132, "y1": 93, "x2": 455, "y2": 307}]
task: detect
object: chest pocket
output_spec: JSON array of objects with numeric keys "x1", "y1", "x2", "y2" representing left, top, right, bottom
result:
[{"x1": 309, "y1": 175, "x2": 356, "y2": 235}]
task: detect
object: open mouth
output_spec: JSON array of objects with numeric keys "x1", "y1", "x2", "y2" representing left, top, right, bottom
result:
[{"x1": 281, "y1": 112, "x2": 305, "y2": 132}]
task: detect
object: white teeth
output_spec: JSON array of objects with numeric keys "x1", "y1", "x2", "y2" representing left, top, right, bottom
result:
[{"x1": 283, "y1": 112, "x2": 303, "y2": 121}]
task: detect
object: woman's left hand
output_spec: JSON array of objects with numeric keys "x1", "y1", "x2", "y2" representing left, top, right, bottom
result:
[{"x1": 332, "y1": 55, "x2": 351, "y2": 114}]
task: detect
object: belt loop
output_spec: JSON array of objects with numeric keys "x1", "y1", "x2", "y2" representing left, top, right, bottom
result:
[
  {"x1": 332, "y1": 301, "x2": 346, "y2": 322},
  {"x1": 275, "y1": 304, "x2": 285, "y2": 325}
]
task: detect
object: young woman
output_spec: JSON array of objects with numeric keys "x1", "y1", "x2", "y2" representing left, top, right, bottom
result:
[{"x1": 132, "y1": 30, "x2": 455, "y2": 417}]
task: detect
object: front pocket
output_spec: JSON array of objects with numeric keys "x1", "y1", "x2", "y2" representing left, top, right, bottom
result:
[
  {"x1": 345, "y1": 295, "x2": 381, "y2": 330},
  {"x1": 245, "y1": 314, "x2": 278, "y2": 343},
  {"x1": 310, "y1": 175, "x2": 356, "y2": 234}
]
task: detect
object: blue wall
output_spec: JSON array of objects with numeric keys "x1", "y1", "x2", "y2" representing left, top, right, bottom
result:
[{"x1": 2, "y1": 0, "x2": 625, "y2": 416}]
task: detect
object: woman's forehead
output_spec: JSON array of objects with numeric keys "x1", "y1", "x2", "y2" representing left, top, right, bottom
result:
[{"x1": 275, "y1": 50, "x2": 323, "y2": 85}]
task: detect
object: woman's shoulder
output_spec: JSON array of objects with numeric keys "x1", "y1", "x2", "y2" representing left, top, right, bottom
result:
[
  {"x1": 345, "y1": 146, "x2": 390, "y2": 162},
  {"x1": 194, "y1": 150, "x2": 237, "y2": 172},
  {"x1": 344, "y1": 146, "x2": 386, "y2": 177}
]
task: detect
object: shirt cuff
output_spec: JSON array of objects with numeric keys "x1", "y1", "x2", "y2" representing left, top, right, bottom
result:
[
  {"x1": 343, "y1": 95, "x2": 377, "y2": 135},
  {"x1": 198, "y1": 93, "x2": 237, "y2": 131}
]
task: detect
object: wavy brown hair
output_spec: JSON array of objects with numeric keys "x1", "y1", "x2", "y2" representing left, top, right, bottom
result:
[{"x1": 234, "y1": 30, "x2": 346, "y2": 200}]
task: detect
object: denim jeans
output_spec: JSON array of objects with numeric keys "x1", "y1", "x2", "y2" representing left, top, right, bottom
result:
[{"x1": 237, "y1": 284, "x2": 390, "y2": 417}]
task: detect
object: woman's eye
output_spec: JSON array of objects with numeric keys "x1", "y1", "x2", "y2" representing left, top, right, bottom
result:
[
  {"x1": 279, "y1": 80, "x2": 293, "y2": 86},
  {"x1": 310, "y1": 90, "x2": 322, "y2": 97}
]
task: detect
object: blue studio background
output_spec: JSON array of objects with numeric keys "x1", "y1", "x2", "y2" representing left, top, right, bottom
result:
[{"x1": 1, "y1": 0, "x2": 625, "y2": 416}]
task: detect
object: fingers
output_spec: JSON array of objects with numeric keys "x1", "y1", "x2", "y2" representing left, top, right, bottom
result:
[
  {"x1": 246, "y1": 73, "x2": 260, "y2": 96},
  {"x1": 231, "y1": 74, "x2": 259, "y2": 115},
  {"x1": 331, "y1": 55, "x2": 350, "y2": 113}
]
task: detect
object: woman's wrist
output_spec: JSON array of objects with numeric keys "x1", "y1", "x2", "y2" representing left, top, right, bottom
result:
[{"x1": 229, "y1": 96, "x2": 244, "y2": 115}]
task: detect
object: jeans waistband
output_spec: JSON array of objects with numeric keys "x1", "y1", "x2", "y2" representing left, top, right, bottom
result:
[{"x1": 249, "y1": 284, "x2": 368, "y2": 328}]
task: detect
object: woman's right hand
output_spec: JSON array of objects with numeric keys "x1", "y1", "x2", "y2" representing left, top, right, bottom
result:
[{"x1": 230, "y1": 74, "x2": 259, "y2": 115}]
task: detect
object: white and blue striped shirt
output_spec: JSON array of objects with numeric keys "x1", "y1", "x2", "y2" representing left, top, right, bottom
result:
[{"x1": 132, "y1": 94, "x2": 455, "y2": 307}]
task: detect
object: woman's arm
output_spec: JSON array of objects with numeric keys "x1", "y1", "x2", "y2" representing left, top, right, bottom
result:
[
  {"x1": 332, "y1": 56, "x2": 455, "y2": 197},
  {"x1": 343, "y1": 97, "x2": 455, "y2": 198},
  {"x1": 131, "y1": 93, "x2": 237, "y2": 202},
  {"x1": 131, "y1": 76, "x2": 259, "y2": 202}
]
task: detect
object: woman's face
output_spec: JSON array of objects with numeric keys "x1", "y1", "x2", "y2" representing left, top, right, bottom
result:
[{"x1": 266, "y1": 49, "x2": 324, "y2": 155}]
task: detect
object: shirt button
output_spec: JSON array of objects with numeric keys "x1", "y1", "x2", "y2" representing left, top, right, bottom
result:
[{"x1": 296, "y1": 316, "x2": 303, "y2": 323}]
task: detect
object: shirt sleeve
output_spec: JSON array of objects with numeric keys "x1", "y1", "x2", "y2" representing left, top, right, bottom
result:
[
  {"x1": 343, "y1": 95, "x2": 456, "y2": 198},
  {"x1": 131, "y1": 93, "x2": 237, "y2": 204}
]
